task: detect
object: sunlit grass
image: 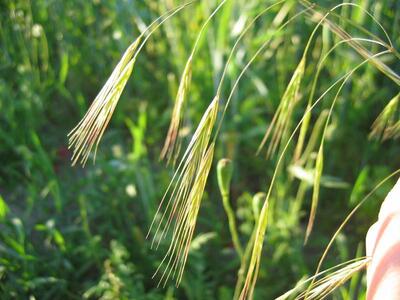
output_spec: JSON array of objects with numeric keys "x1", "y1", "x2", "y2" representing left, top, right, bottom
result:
[{"x1": 63, "y1": 0, "x2": 400, "y2": 298}]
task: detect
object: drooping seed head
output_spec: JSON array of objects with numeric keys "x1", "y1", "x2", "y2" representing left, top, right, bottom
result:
[
  {"x1": 68, "y1": 38, "x2": 141, "y2": 166},
  {"x1": 149, "y1": 96, "x2": 219, "y2": 286},
  {"x1": 160, "y1": 56, "x2": 193, "y2": 164},
  {"x1": 258, "y1": 56, "x2": 306, "y2": 158}
]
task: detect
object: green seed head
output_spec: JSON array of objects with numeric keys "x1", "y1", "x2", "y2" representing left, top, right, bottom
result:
[{"x1": 217, "y1": 158, "x2": 233, "y2": 197}]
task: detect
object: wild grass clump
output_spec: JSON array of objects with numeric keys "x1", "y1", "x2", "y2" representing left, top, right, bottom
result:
[
  {"x1": 4, "y1": 0, "x2": 400, "y2": 298},
  {"x1": 66, "y1": 0, "x2": 400, "y2": 298}
]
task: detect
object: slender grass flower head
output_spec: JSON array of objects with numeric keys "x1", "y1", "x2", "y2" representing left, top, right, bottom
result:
[
  {"x1": 68, "y1": 37, "x2": 142, "y2": 166},
  {"x1": 149, "y1": 96, "x2": 219, "y2": 286}
]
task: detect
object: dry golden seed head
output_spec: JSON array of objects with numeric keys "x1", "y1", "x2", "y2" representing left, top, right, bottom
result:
[
  {"x1": 258, "y1": 57, "x2": 305, "y2": 158},
  {"x1": 148, "y1": 96, "x2": 219, "y2": 286},
  {"x1": 68, "y1": 38, "x2": 141, "y2": 166},
  {"x1": 157, "y1": 118, "x2": 214, "y2": 220},
  {"x1": 160, "y1": 55, "x2": 193, "y2": 163},
  {"x1": 238, "y1": 199, "x2": 270, "y2": 300},
  {"x1": 296, "y1": 258, "x2": 369, "y2": 300},
  {"x1": 153, "y1": 143, "x2": 215, "y2": 287}
]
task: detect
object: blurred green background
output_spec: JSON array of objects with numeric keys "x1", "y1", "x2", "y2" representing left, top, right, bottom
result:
[{"x1": 0, "y1": 0, "x2": 399, "y2": 299}]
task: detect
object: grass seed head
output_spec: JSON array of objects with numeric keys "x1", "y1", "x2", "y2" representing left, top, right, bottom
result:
[
  {"x1": 258, "y1": 56, "x2": 305, "y2": 158},
  {"x1": 277, "y1": 257, "x2": 370, "y2": 300},
  {"x1": 153, "y1": 143, "x2": 215, "y2": 287},
  {"x1": 160, "y1": 55, "x2": 193, "y2": 164},
  {"x1": 305, "y1": 144, "x2": 324, "y2": 244},
  {"x1": 149, "y1": 97, "x2": 219, "y2": 286},
  {"x1": 68, "y1": 37, "x2": 141, "y2": 166}
]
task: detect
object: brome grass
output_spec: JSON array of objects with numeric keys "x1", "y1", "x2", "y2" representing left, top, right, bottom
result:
[
  {"x1": 148, "y1": 96, "x2": 219, "y2": 286},
  {"x1": 66, "y1": 0, "x2": 400, "y2": 297}
]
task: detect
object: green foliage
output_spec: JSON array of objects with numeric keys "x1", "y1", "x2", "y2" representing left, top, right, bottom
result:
[{"x1": 1, "y1": 0, "x2": 399, "y2": 299}]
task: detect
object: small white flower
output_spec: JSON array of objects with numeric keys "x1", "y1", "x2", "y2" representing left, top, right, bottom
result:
[
  {"x1": 125, "y1": 184, "x2": 137, "y2": 198},
  {"x1": 32, "y1": 24, "x2": 43, "y2": 38},
  {"x1": 113, "y1": 30, "x2": 122, "y2": 40}
]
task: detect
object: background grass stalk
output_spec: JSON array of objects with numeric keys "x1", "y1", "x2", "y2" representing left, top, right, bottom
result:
[{"x1": 217, "y1": 158, "x2": 243, "y2": 258}]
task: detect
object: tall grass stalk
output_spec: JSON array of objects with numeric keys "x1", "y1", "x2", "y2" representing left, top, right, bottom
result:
[
  {"x1": 301, "y1": 1, "x2": 400, "y2": 85},
  {"x1": 300, "y1": 36, "x2": 390, "y2": 243},
  {"x1": 217, "y1": 158, "x2": 243, "y2": 258},
  {"x1": 305, "y1": 40, "x2": 392, "y2": 242},
  {"x1": 214, "y1": 4, "x2": 312, "y2": 142}
]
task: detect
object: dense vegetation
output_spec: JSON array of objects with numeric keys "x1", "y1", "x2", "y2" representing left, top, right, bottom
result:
[{"x1": 0, "y1": 0, "x2": 399, "y2": 299}]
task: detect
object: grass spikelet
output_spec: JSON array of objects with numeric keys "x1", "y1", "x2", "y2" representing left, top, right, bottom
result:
[
  {"x1": 160, "y1": 55, "x2": 193, "y2": 163},
  {"x1": 277, "y1": 257, "x2": 370, "y2": 300},
  {"x1": 294, "y1": 104, "x2": 312, "y2": 162},
  {"x1": 300, "y1": 259, "x2": 367, "y2": 300},
  {"x1": 297, "y1": 110, "x2": 328, "y2": 165},
  {"x1": 370, "y1": 93, "x2": 400, "y2": 141},
  {"x1": 257, "y1": 56, "x2": 305, "y2": 158},
  {"x1": 148, "y1": 97, "x2": 219, "y2": 286},
  {"x1": 68, "y1": 37, "x2": 141, "y2": 166},
  {"x1": 153, "y1": 143, "x2": 215, "y2": 287},
  {"x1": 304, "y1": 144, "x2": 324, "y2": 244},
  {"x1": 160, "y1": 0, "x2": 227, "y2": 164}
]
